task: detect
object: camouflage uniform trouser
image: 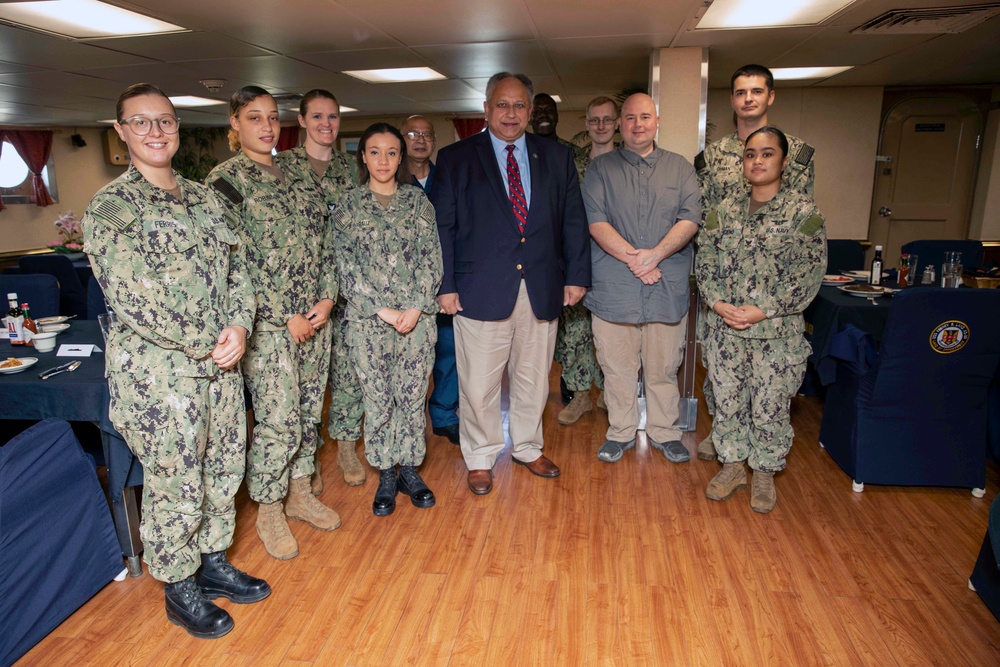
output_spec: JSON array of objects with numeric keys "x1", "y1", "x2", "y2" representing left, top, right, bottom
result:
[
  {"x1": 243, "y1": 322, "x2": 331, "y2": 504},
  {"x1": 697, "y1": 299, "x2": 716, "y2": 416},
  {"x1": 555, "y1": 302, "x2": 604, "y2": 392},
  {"x1": 348, "y1": 315, "x2": 436, "y2": 470},
  {"x1": 327, "y1": 298, "x2": 365, "y2": 441},
  {"x1": 108, "y1": 371, "x2": 246, "y2": 583},
  {"x1": 705, "y1": 331, "x2": 810, "y2": 472}
]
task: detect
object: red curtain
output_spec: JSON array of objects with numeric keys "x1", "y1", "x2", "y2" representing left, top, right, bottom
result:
[
  {"x1": 276, "y1": 126, "x2": 300, "y2": 153},
  {"x1": 453, "y1": 118, "x2": 486, "y2": 139},
  {"x1": 6, "y1": 129, "x2": 55, "y2": 206}
]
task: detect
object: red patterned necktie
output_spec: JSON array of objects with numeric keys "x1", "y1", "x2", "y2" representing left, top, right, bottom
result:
[{"x1": 506, "y1": 144, "x2": 528, "y2": 233}]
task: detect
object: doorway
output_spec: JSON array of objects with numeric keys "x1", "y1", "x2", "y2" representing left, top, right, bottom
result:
[{"x1": 867, "y1": 93, "x2": 984, "y2": 265}]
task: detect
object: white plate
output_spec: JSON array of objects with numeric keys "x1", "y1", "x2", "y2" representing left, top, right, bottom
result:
[
  {"x1": 0, "y1": 357, "x2": 38, "y2": 374},
  {"x1": 823, "y1": 275, "x2": 854, "y2": 285},
  {"x1": 36, "y1": 316, "x2": 71, "y2": 326},
  {"x1": 39, "y1": 322, "x2": 70, "y2": 333},
  {"x1": 838, "y1": 285, "x2": 892, "y2": 298}
]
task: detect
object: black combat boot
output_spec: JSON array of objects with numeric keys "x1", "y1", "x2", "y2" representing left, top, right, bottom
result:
[
  {"x1": 196, "y1": 551, "x2": 271, "y2": 603},
  {"x1": 164, "y1": 576, "x2": 234, "y2": 639},
  {"x1": 398, "y1": 465, "x2": 435, "y2": 509},
  {"x1": 373, "y1": 467, "x2": 398, "y2": 516}
]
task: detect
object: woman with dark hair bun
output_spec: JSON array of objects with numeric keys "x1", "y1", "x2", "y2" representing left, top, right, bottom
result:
[
  {"x1": 695, "y1": 125, "x2": 827, "y2": 514},
  {"x1": 275, "y1": 89, "x2": 367, "y2": 492},
  {"x1": 334, "y1": 122, "x2": 440, "y2": 517},
  {"x1": 206, "y1": 86, "x2": 341, "y2": 560}
]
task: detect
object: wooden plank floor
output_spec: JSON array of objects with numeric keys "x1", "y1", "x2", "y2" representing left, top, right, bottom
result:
[{"x1": 18, "y1": 364, "x2": 1000, "y2": 666}]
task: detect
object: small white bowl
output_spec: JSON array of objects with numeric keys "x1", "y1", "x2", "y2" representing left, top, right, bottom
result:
[{"x1": 30, "y1": 331, "x2": 58, "y2": 353}]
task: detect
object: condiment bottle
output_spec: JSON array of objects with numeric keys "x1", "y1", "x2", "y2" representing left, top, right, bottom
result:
[
  {"x1": 21, "y1": 303, "x2": 37, "y2": 346},
  {"x1": 869, "y1": 245, "x2": 883, "y2": 286},
  {"x1": 6, "y1": 293, "x2": 25, "y2": 345}
]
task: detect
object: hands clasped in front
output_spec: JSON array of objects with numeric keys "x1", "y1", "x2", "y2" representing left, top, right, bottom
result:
[
  {"x1": 211, "y1": 325, "x2": 247, "y2": 369},
  {"x1": 287, "y1": 298, "x2": 335, "y2": 344},
  {"x1": 377, "y1": 307, "x2": 422, "y2": 334},
  {"x1": 713, "y1": 302, "x2": 767, "y2": 331},
  {"x1": 626, "y1": 247, "x2": 663, "y2": 285}
]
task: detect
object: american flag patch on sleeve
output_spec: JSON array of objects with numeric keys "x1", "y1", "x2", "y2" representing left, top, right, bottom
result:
[{"x1": 93, "y1": 199, "x2": 136, "y2": 234}]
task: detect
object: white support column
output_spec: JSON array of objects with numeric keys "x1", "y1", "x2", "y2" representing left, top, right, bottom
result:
[{"x1": 649, "y1": 47, "x2": 709, "y2": 163}]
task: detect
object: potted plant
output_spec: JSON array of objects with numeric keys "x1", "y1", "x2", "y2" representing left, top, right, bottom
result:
[{"x1": 47, "y1": 210, "x2": 86, "y2": 259}]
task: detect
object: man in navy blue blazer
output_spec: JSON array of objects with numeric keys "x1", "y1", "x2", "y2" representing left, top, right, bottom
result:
[{"x1": 431, "y1": 72, "x2": 591, "y2": 495}]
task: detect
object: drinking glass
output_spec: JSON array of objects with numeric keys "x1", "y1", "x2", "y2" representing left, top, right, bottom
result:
[{"x1": 98, "y1": 311, "x2": 119, "y2": 344}]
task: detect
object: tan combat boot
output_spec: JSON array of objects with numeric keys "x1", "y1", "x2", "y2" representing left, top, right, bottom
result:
[
  {"x1": 285, "y1": 476, "x2": 342, "y2": 531},
  {"x1": 705, "y1": 462, "x2": 747, "y2": 501},
  {"x1": 750, "y1": 470, "x2": 776, "y2": 514},
  {"x1": 311, "y1": 458, "x2": 324, "y2": 496},
  {"x1": 697, "y1": 430, "x2": 717, "y2": 461},
  {"x1": 256, "y1": 501, "x2": 298, "y2": 560},
  {"x1": 337, "y1": 439, "x2": 366, "y2": 486},
  {"x1": 558, "y1": 392, "x2": 593, "y2": 425}
]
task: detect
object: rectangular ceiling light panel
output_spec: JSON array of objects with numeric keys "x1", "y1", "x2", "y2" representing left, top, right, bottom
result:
[
  {"x1": 343, "y1": 67, "x2": 447, "y2": 84},
  {"x1": 697, "y1": 0, "x2": 858, "y2": 29},
  {"x1": 0, "y1": 0, "x2": 186, "y2": 39}
]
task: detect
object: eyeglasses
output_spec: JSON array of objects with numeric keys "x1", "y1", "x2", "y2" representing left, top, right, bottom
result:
[
  {"x1": 405, "y1": 131, "x2": 435, "y2": 140},
  {"x1": 119, "y1": 115, "x2": 181, "y2": 135},
  {"x1": 586, "y1": 117, "x2": 617, "y2": 127}
]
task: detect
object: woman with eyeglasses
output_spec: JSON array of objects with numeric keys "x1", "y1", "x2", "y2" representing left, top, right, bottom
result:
[
  {"x1": 83, "y1": 83, "x2": 269, "y2": 639},
  {"x1": 274, "y1": 89, "x2": 366, "y2": 493},
  {"x1": 695, "y1": 125, "x2": 826, "y2": 514},
  {"x1": 334, "y1": 123, "x2": 442, "y2": 517},
  {"x1": 206, "y1": 86, "x2": 341, "y2": 561}
]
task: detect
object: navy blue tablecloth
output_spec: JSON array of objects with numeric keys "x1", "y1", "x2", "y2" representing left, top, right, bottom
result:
[{"x1": 0, "y1": 320, "x2": 141, "y2": 499}]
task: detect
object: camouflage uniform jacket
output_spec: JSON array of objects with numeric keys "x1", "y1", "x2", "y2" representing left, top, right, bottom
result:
[
  {"x1": 573, "y1": 151, "x2": 590, "y2": 185},
  {"x1": 206, "y1": 152, "x2": 337, "y2": 330},
  {"x1": 558, "y1": 136, "x2": 585, "y2": 160},
  {"x1": 276, "y1": 146, "x2": 357, "y2": 211},
  {"x1": 333, "y1": 185, "x2": 443, "y2": 321},
  {"x1": 696, "y1": 131, "x2": 815, "y2": 221},
  {"x1": 83, "y1": 165, "x2": 255, "y2": 377},
  {"x1": 695, "y1": 188, "x2": 826, "y2": 340}
]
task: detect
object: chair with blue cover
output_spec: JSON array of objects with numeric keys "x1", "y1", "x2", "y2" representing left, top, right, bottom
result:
[
  {"x1": 18, "y1": 254, "x2": 88, "y2": 319},
  {"x1": 87, "y1": 273, "x2": 108, "y2": 320},
  {"x1": 900, "y1": 239, "x2": 984, "y2": 276},
  {"x1": 826, "y1": 239, "x2": 865, "y2": 275},
  {"x1": 818, "y1": 288, "x2": 1000, "y2": 496},
  {"x1": 970, "y1": 495, "x2": 1000, "y2": 623},
  {"x1": 0, "y1": 273, "x2": 60, "y2": 318},
  {"x1": 0, "y1": 419, "x2": 124, "y2": 666}
]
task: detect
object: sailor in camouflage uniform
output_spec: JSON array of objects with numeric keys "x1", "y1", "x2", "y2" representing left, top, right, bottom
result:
[
  {"x1": 334, "y1": 123, "x2": 442, "y2": 517},
  {"x1": 206, "y1": 86, "x2": 340, "y2": 560},
  {"x1": 83, "y1": 83, "x2": 270, "y2": 639},
  {"x1": 552, "y1": 96, "x2": 619, "y2": 425},
  {"x1": 277, "y1": 89, "x2": 365, "y2": 492},
  {"x1": 695, "y1": 126, "x2": 826, "y2": 513},
  {"x1": 530, "y1": 94, "x2": 606, "y2": 424},
  {"x1": 695, "y1": 64, "x2": 816, "y2": 462}
]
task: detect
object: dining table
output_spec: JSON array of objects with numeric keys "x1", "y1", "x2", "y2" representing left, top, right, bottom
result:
[
  {"x1": 0, "y1": 320, "x2": 144, "y2": 576},
  {"x1": 804, "y1": 282, "x2": 894, "y2": 386}
]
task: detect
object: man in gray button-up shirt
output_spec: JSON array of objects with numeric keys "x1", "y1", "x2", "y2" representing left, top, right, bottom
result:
[{"x1": 582, "y1": 93, "x2": 701, "y2": 465}]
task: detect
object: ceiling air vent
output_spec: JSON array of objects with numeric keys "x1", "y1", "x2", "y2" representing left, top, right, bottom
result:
[{"x1": 852, "y1": 3, "x2": 1000, "y2": 34}]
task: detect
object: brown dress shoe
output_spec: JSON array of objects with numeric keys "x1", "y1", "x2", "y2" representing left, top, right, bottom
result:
[
  {"x1": 513, "y1": 454, "x2": 560, "y2": 478},
  {"x1": 467, "y1": 470, "x2": 493, "y2": 495}
]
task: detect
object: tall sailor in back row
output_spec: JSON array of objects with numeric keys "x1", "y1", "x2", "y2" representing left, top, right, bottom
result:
[
  {"x1": 207, "y1": 86, "x2": 341, "y2": 561},
  {"x1": 695, "y1": 63, "x2": 816, "y2": 462},
  {"x1": 83, "y1": 83, "x2": 269, "y2": 639}
]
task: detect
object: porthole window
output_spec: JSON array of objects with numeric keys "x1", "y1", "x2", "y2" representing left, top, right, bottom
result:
[{"x1": 0, "y1": 140, "x2": 58, "y2": 203}]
